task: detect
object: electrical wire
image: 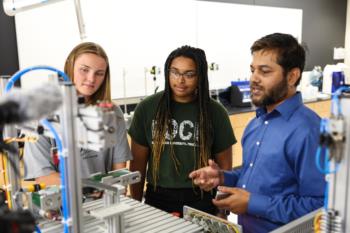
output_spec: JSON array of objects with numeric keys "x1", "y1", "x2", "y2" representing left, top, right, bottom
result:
[
  {"x1": 1, "y1": 153, "x2": 12, "y2": 209},
  {"x1": 313, "y1": 210, "x2": 323, "y2": 233},
  {"x1": 0, "y1": 154, "x2": 6, "y2": 188},
  {"x1": 0, "y1": 151, "x2": 20, "y2": 189},
  {"x1": 4, "y1": 136, "x2": 38, "y2": 143},
  {"x1": 0, "y1": 135, "x2": 38, "y2": 210}
]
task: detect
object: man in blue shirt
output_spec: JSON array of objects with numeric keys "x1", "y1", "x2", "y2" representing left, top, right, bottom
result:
[{"x1": 189, "y1": 33, "x2": 325, "y2": 233}]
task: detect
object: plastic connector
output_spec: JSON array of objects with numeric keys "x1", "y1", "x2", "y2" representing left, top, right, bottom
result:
[{"x1": 37, "y1": 125, "x2": 44, "y2": 135}]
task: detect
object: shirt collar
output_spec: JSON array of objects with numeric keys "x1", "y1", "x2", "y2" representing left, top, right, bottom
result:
[{"x1": 255, "y1": 92, "x2": 303, "y2": 120}]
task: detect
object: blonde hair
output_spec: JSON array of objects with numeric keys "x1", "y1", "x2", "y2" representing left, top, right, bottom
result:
[{"x1": 64, "y1": 42, "x2": 111, "y2": 105}]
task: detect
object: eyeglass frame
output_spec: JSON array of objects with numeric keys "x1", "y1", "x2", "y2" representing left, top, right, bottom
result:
[{"x1": 168, "y1": 68, "x2": 197, "y2": 81}]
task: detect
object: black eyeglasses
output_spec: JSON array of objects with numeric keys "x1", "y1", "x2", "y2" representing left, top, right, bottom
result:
[{"x1": 169, "y1": 69, "x2": 197, "y2": 80}]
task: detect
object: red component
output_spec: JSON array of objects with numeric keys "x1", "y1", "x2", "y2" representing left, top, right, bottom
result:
[
  {"x1": 51, "y1": 149, "x2": 59, "y2": 166},
  {"x1": 171, "y1": 212, "x2": 181, "y2": 217}
]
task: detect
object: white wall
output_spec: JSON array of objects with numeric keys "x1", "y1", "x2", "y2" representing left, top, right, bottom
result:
[
  {"x1": 345, "y1": 0, "x2": 350, "y2": 65},
  {"x1": 197, "y1": 2, "x2": 302, "y2": 89},
  {"x1": 342, "y1": 0, "x2": 350, "y2": 84},
  {"x1": 14, "y1": 0, "x2": 302, "y2": 98}
]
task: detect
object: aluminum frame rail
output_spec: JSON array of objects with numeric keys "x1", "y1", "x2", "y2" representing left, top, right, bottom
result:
[{"x1": 38, "y1": 196, "x2": 204, "y2": 233}]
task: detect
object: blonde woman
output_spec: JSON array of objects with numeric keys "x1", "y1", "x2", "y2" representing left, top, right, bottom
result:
[{"x1": 24, "y1": 42, "x2": 132, "y2": 186}]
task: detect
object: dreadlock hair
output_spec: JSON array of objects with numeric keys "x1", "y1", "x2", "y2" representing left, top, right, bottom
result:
[
  {"x1": 151, "y1": 45, "x2": 213, "y2": 188},
  {"x1": 250, "y1": 33, "x2": 305, "y2": 87}
]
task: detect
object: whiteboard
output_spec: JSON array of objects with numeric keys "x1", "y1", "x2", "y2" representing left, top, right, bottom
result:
[
  {"x1": 14, "y1": 0, "x2": 302, "y2": 98},
  {"x1": 197, "y1": 2, "x2": 303, "y2": 89}
]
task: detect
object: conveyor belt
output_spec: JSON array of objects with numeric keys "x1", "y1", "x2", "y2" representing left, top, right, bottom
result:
[{"x1": 38, "y1": 196, "x2": 204, "y2": 233}]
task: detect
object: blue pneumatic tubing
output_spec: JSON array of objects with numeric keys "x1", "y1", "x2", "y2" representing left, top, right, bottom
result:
[
  {"x1": 331, "y1": 86, "x2": 350, "y2": 116},
  {"x1": 4, "y1": 65, "x2": 70, "y2": 93},
  {"x1": 35, "y1": 225, "x2": 42, "y2": 233},
  {"x1": 40, "y1": 119, "x2": 70, "y2": 233}
]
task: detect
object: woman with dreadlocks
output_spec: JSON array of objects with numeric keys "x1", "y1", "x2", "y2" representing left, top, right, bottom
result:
[{"x1": 128, "y1": 45, "x2": 236, "y2": 216}]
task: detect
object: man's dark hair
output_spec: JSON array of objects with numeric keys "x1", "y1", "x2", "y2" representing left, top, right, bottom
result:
[
  {"x1": 250, "y1": 33, "x2": 306, "y2": 86},
  {"x1": 151, "y1": 45, "x2": 213, "y2": 187}
]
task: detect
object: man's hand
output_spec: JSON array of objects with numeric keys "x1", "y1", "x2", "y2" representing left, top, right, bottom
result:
[
  {"x1": 212, "y1": 186, "x2": 250, "y2": 214},
  {"x1": 189, "y1": 159, "x2": 222, "y2": 191}
]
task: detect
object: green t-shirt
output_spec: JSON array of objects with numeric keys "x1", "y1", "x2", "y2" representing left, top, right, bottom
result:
[{"x1": 128, "y1": 91, "x2": 236, "y2": 188}]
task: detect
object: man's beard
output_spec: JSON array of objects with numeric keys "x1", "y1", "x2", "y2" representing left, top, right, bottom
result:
[{"x1": 250, "y1": 75, "x2": 288, "y2": 107}]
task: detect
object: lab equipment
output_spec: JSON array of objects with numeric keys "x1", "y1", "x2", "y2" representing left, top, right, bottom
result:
[
  {"x1": 231, "y1": 80, "x2": 250, "y2": 104},
  {"x1": 272, "y1": 87, "x2": 350, "y2": 233},
  {"x1": 1, "y1": 68, "x2": 243, "y2": 233}
]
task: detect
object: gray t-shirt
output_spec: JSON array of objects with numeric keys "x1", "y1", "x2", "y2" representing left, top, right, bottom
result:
[{"x1": 24, "y1": 105, "x2": 132, "y2": 179}]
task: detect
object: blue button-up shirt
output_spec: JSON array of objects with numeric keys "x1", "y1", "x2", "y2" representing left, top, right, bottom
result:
[{"x1": 224, "y1": 92, "x2": 325, "y2": 233}]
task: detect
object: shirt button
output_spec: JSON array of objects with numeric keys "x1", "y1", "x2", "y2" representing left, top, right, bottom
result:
[
  {"x1": 242, "y1": 184, "x2": 246, "y2": 188},
  {"x1": 256, "y1": 141, "x2": 260, "y2": 146},
  {"x1": 264, "y1": 121, "x2": 269, "y2": 125},
  {"x1": 250, "y1": 163, "x2": 253, "y2": 167}
]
